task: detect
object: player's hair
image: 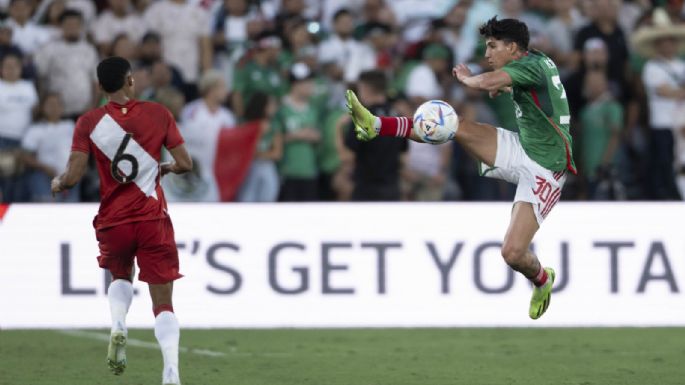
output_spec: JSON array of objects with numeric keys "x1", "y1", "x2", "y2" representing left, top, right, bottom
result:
[
  {"x1": 358, "y1": 70, "x2": 387, "y2": 95},
  {"x1": 479, "y1": 16, "x2": 529, "y2": 51},
  {"x1": 58, "y1": 9, "x2": 83, "y2": 24},
  {"x1": 97, "y1": 56, "x2": 131, "y2": 93}
]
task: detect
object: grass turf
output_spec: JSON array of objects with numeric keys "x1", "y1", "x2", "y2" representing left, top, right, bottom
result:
[{"x1": 0, "y1": 328, "x2": 682, "y2": 385}]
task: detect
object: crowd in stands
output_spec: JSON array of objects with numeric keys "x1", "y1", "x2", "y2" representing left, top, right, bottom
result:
[{"x1": 1, "y1": 0, "x2": 684, "y2": 203}]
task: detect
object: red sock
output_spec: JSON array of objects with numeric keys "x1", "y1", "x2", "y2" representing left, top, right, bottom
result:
[
  {"x1": 532, "y1": 266, "x2": 548, "y2": 287},
  {"x1": 153, "y1": 303, "x2": 174, "y2": 317},
  {"x1": 378, "y1": 116, "x2": 413, "y2": 138}
]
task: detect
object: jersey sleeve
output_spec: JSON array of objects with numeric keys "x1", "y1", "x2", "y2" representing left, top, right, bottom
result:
[
  {"x1": 164, "y1": 107, "x2": 184, "y2": 149},
  {"x1": 501, "y1": 60, "x2": 543, "y2": 88},
  {"x1": 71, "y1": 116, "x2": 92, "y2": 154}
]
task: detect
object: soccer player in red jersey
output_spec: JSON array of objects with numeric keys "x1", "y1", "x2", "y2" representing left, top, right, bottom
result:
[{"x1": 51, "y1": 56, "x2": 192, "y2": 385}]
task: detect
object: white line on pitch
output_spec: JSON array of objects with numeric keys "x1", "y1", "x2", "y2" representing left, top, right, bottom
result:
[{"x1": 58, "y1": 330, "x2": 290, "y2": 358}]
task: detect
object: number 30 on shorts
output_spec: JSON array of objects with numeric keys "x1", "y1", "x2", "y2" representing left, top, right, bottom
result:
[{"x1": 110, "y1": 133, "x2": 139, "y2": 183}]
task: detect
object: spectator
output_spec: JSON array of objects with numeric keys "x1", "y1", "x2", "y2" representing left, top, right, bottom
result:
[
  {"x1": 34, "y1": 10, "x2": 97, "y2": 119},
  {"x1": 345, "y1": 70, "x2": 407, "y2": 201},
  {"x1": 0, "y1": 52, "x2": 37, "y2": 202},
  {"x1": 439, "y1": 2, "x2": 477, "y2": 65},
  {"x1": 0, "y1": 20, "x2": 23, "y2": 63},
  {"x1": 232, "y1": 31, "x2": 285, "y2": 117},
  {"x1": 7, "y1": 0, "x2": 52, "y2": 56},
  {"x1": 545, "y1": 0, "x2": 587, "y2": 78},
  {"x1": 212, "y1": 0, "x2": 256, "y2": 57},
  {"x1": 144, "y1": 0, "x2": 213, "y2": 98},
  {"x1": 275, "y1": 62, "x2": 321, "y2": 201},
  {"x1": 237, "y1": 91, "x2": 282, "y2": 202},
  {"x1": 634, "y1": 8, "x2": 685, "y2": 200},
  {"x1": 21, "y1": 93, "x2": 78, "y2": 202},
  {"x1": 171, "y1": 70, "x2": 235, "y2": 202},
  {"x1": 573, "y1": 0, "x2": 631, "y2": 103},
  {"x1": 109, "y1": 33, "x2": 136, "y2": 61},
  {"x1": 91, "y1": 0, "x2": 145, "y2": 56},
  {"x1": 33, "y1": 0, "x2": 97, "y2": 27},
  {"x1": 403, "y1": 140, "x2": 451, "y2": 201},
  {"x1": 579, "y1": 70, "x2": 624, "y2": 199},
  {"x1": 318, "y1": 8, "x2": 375, "y2": 84},
  {"x1": 405, "y1": 43, "x2": 451, "y2": 105}
]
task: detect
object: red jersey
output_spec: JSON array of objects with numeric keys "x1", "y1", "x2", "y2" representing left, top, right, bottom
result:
[{"x1": 71, "y1": 99, "x2": 184, "y2": 230}]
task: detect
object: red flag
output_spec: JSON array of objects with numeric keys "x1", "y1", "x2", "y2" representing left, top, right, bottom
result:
[{"x1": 213, "y1": 121, "x2": 262, "y2": 202}]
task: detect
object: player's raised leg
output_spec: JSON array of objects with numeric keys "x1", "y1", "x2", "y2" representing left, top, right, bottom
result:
[
  {"x1": 345, "y1": 89, "x2": 498, "y2": 166},
  {"x1": 150, "y1": 282, "x2": 181, "y2": 385},
  {"x1": 501, "y1": 202, "x2": 555, "y2": 319}
]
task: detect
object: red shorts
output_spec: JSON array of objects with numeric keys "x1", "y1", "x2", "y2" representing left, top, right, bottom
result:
[{"x1": 95, "y1": 218, "x2": 183, "y2": 284}]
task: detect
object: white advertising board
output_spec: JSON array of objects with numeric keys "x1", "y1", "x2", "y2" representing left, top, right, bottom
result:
[{"x1": 0, "y1": 203, "x2": 683, "y2": 328}]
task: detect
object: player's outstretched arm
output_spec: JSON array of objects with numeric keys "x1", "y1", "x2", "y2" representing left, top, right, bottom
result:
[
  {"x1": 161, "y1": 144, "x2": 193, "y2": 176},
  {"x1": 345, "y1": 89, "x2": 424, "y2": 143},
  {"x1": 51, "y1": 151, "x2": 88, "y2": 196},
  {"x1": 453, "y1": 64, "x2": 512, "y2": 97}
]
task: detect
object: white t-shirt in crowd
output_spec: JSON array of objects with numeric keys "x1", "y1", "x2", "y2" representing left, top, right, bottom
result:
[
  {"x1": 0, "y1": 79, "x2": 38, "y2": 140},
  {"x1": 21, "y1": 120, "x2": 75, "y2": 174},
  {"x1": 34, "y1": 39, "x2": 98, "y2": 116},
  {"x1": 91, "y1": 11, "x2": 146, "y2": 45},
  {"x1": 406, "y1": 63, "x2": 441, "y2": 100},
  {"x1": 407, "y1": 140, "x2": 448, "y2": 177},
  {"x1": 318, "y1": 34, "x2": 374, "y2": 83},
  {"x1": 144, "y1": 0, "x2": 211, "y2": 83},
  {"x1": 177, "y1": 99, "x2": 236, "y2": 202},
  {"x1": 7, "y1": 19, "x2": 52, "y2": 55},
  {"x1": 642, "y1": 58, "x2": 685, "y2": 129}
]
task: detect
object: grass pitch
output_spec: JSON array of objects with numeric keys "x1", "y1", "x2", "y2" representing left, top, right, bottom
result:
[{"x1": 0, "y1": 328, "x2": 682, "y2": 385}]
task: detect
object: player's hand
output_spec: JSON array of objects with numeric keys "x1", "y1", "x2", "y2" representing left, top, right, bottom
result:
[
  {"x1": 50, "y1": 176, "x2": 63, "y2": 197},
  {"x1": 452, "y1": 64, "x2": 472, "y2": 83}
]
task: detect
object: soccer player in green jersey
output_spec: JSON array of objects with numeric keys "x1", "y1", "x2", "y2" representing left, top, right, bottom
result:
[{"x1": 347, "y1": 16, "x2": 576, "y2": 319}]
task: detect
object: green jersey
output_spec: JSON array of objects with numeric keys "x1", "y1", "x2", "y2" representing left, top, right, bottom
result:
[
  {"x1": 273, "y1": 100, "x2": 321, "y2": 179},
  {"x1": 233, "y1": 61, "x2": 287, "y2": 105},
  {"x1": 501, "y1": 50, "x2": 576, "y2": 173},
  {"x1": 580, "y1": 95, "x2": 623, "y2": 178}
]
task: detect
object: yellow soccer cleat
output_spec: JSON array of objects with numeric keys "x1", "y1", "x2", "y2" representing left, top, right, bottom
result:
[
  {"x1": 345, "y1": 89, "x2": 378, "y2": 141},
  {"x1": 529, "y1": 267, "x2": 555, "y2": 320}
]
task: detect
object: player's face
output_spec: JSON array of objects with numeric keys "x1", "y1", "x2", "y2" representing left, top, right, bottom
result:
[{"x1": 484, "y1": 37, "x2": 516, "y2": 70}]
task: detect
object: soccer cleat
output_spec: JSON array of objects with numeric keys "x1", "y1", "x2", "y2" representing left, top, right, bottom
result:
[
  {"x1": 345, "y1": 89, "x2": 378, "y2": 141},
  {"x1": 529, "y1": 267, "x2": 555, "y2": 320},
  {"x1": 107, "y1": 330, "x2": 127, "y2": 375}
]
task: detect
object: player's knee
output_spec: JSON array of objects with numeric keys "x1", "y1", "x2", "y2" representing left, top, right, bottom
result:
[{"x1": 501, "y1": 243, "x2": 526, "y2": 267}]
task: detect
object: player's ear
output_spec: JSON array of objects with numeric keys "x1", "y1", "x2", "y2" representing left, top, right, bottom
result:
[{"x1": 127, "y1": 74, "x2": 135, "y2": 87}]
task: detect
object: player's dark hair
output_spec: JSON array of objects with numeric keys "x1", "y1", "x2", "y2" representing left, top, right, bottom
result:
[
  {"x1": 58, "y1": 9, "x2": 83, "y2": 24},
  {"x1": 479, "y1": 16, "x2": 529, "y2": 51},
  {"x1": 97, "y1": 56, "x2": 131, "y2": 93},
  {"x1": 358, "y1": 70, "x2": 387, "y2": 94},
  {"x1": 244, "y1": 91, "x2": 271, "y2": 121},
  {"x1": 333, "y1": 8, "x2": 351, "y2": 22}
]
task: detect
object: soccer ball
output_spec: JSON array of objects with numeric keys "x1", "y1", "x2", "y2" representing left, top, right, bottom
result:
[{"x1": 412, "y1": 100, "x2": 459, "y2": 144}]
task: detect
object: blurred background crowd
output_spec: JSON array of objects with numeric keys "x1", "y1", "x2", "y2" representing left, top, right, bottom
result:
[{"x1": 1, "y1": 0, "x2": 684, "y2": 203}]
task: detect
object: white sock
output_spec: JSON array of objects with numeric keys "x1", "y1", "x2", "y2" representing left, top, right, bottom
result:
[
  {"x1": 108, "y1": 279, "x2": 133, "y2": 335},
  {"x1": 155, "y1": 311, "x2": 180, "y2": 384}
]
